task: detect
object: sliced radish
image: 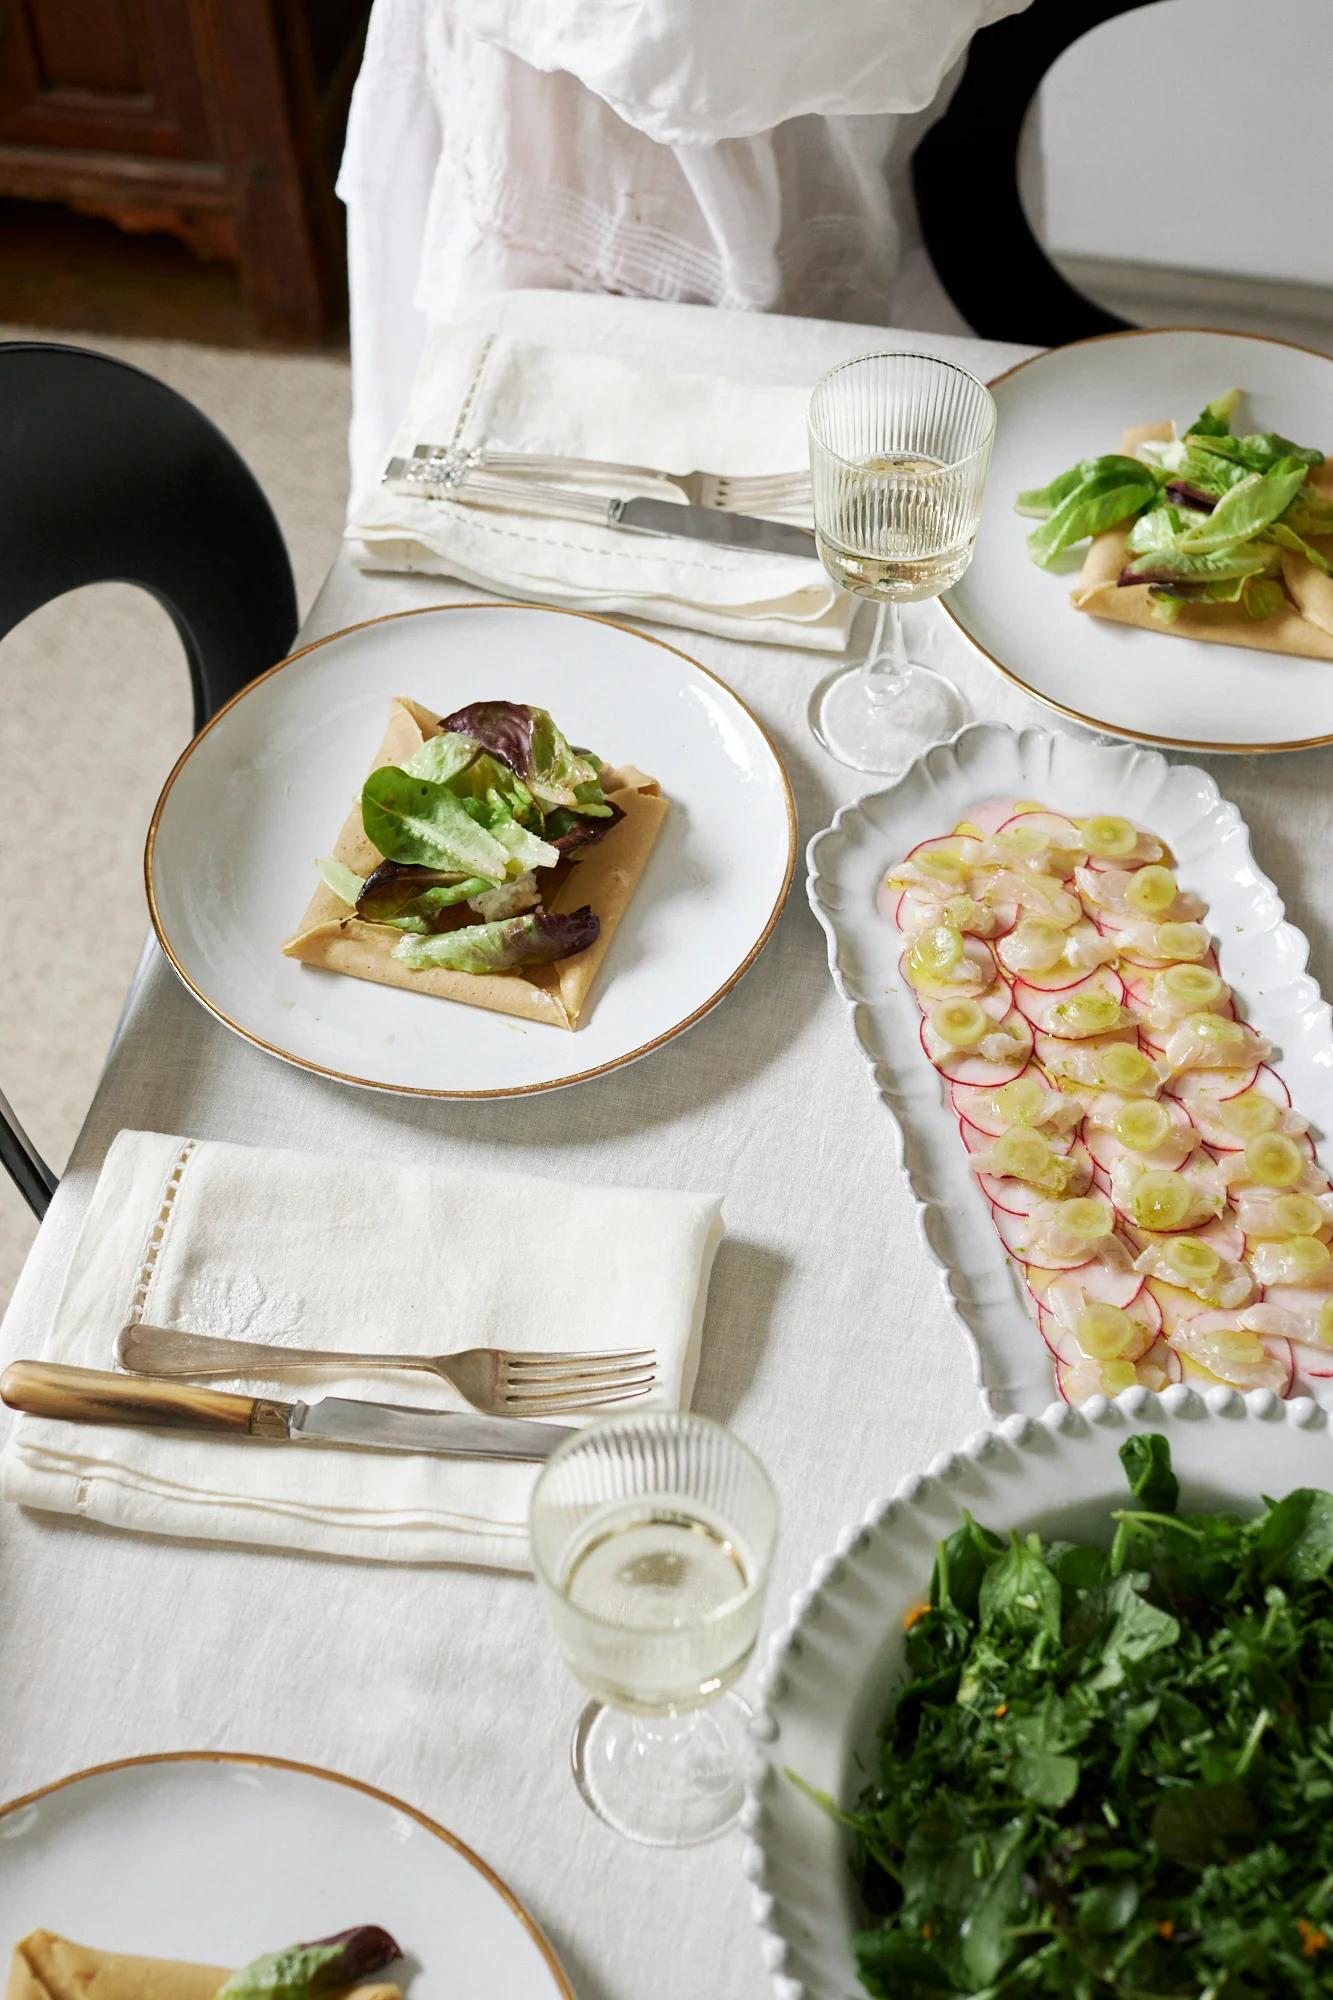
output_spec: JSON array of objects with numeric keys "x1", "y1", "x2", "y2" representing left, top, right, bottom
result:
[
  {"x1": 1068, "y1": 1256, "x2": 1147, "y2": 1308},
  {"x1": 1165, "y1": 1062, "x2": 1262, "y2": 1107},
  {"x1": 1168, "y1": 1312, "x2": 1295, "y2": 1395},
  {"x1": 964, "y1": 797, "x2": 1021, "y2": 837},
  {"x1": 1139, "y1": 1336, "x2": 1184, "y2": 1388},
  {"x1": 976, "y1": 1140, "x2": 1093, "y2": 1217},
  {"x1": 1176, "y1": 1064, "x2": 1291, "y2": 1150},
  {"x1": 1083, "y1": 1096, "x2": 1196, "y2": 1177},
  {"x1": 923, "y1": 1010, "x2": 1034, "y2": 1086},
  {"x1": 994, "y1": 810, "x2": 1082, "y2": 872},
  {"x1": 1289, "y1": 1338, "x2": 1333, "y2": 1381},
  {"x1": 1034, "y1": 1027, "x2": 1139, "y2": 1072},
  {"x1": 1012, "y1": 966, "x2": 1126, "y2": 1034}
]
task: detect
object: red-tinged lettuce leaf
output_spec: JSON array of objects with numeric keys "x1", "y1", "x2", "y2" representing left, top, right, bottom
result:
[
  {"x1": 357, "y1": 859, "x2": 486, "y2": 927},
  {"x1": 392, "y1": 906, "x2": 600, "y2": 974},
  {"x1": 438, "y1": 701, "x2": 533, "y2": 775},
  {"x1": 1163, "y1": 481, "x2": 1216, "y2": 513},
  {"x1": 546, "y1": 798, "x2": 626, "y2": 854},
  {"x1": 218, "y1": 1928, "x2": 402, "y2": 2000}
]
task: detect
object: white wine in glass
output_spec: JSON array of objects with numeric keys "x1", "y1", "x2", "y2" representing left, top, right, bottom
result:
[
  {"x1": 530, "y1": 1412, "x2": 777, "y2": 1847},
  {"x1": 808, "y1": 356, "x2": 997, "y2": 774}
]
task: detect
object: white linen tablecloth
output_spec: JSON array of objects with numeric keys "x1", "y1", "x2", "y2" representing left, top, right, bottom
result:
[{"x1": 9, "y1": 294, "x2": 1333, "y2": 2000}]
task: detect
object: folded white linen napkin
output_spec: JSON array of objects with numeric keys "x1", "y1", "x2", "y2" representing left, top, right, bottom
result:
[
  {"x1": 345, "y1": 328, "x2": 855, "y2": 651},
  {"x1": 0, "y1": 1130, "x2": 723, "y2": 1571}
]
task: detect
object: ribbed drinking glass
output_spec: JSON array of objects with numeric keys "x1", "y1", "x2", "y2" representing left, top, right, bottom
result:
[
  {"x1": 808, "y1": 351, "x2": 997, "y2": 773},
  {"x1": 530, "y1": 1412, "x2": 777, "y2": 1847}
]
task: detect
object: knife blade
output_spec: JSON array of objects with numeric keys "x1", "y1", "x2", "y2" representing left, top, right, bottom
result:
[
  {"x1": 0, "y1": 1361, "x2": 570, "y2": 1463},
  {"x1": 608, "y1": 495, "x2": 817, "y2": 559}
]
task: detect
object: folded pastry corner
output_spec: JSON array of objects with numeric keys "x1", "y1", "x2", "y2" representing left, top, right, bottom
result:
[
  {"x1": 6, "y1": 1935, "x2": 401, "y2": 2000},
  {"x1": 283, "y1": 696, "x2": 667, "y2": 1029},
  {"x1": 1072, "y1": 423, "x2": 1333, "y2": 661}
]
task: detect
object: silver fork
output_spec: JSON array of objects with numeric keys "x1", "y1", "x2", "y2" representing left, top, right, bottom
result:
[
  {"x1": 386, "y1": 444, "x2": 811, "y2": 515},
  {"x1": 115, "y1": 1323, "x2": 657, "y2": 1417}
]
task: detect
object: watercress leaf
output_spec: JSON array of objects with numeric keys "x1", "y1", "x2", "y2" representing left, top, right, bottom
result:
[
  {"x1": 1178, "y1": 462, "x2": 1311, "y2": 550},
  {"x1": 361, "y1": 766, "x2": 509, "y2": 880},
  {"x1": 392, "y1": 906, "x2": 600, "y2": 974},
  {"x1": 1253, "y1": 1488, "x2": 1333, "y2": 1583},
  {"x1": 1083, "y1": 1572, "x2": 1180, "y2": 1690},
  {"x1": 959, "y1": 1819, "x2": 1028, "y2": 1986},
  {"x1": 1015, "y1": 460, "x2": 1098, "y2": 518},
  {"x1": 1188, "y1": 388, "x2": 1242, "y2": 438},
  {"x1": 316, "y1": 857, "x2": 366, "y2": 907},
  {"x1": 1151, "y1": 1780, "x2": 1257, "y2": 1869},
  {"x1": 401, "y1": 730, "x2": 479, "y2": 785},
  {"x1": 1076, "y1": 1876, "x2": 1139, "y2": 1935},
  {"x1": 1026, "y1": 462, "x2": 1159, "y2": 567},
  {"x1": 1120, "y1": 1434, "x2": 1179, "y2": 1515},
  {"x1": 1012, "y1": 1750, "x2": 1080, "y2": 1808},
  {"x1": 979, "y1": 1532, "x2": 1061, "y2": 1641},
  {"x1": 931, "y1": 1513, "x2": 1005, "y2": 1617}
]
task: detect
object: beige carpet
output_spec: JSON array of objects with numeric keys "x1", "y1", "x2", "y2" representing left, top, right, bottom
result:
[{"x1": 0, "y1": 329, "x2": 351, "y2": 1310}]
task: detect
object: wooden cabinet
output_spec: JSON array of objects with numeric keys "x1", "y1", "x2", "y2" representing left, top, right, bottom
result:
[{"x1": 0, "y1": 0, "x2": 367, "y2": 336}]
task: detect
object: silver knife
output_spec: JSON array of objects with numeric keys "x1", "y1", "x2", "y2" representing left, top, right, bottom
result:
[
  {"x1": 383, "y1": 460, "x2": 817, "y2": 559},
  {"x1": 0, "y1": 1361, "x2": 570, "y2": 1462}
]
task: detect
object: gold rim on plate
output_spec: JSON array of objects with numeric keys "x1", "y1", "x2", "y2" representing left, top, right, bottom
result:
[
  {"x1": 941, "y1": 324, "x2": 1333, "y2": 756},
  {"x1": 0, "y1": 1748, "x2": 575, "y2": 2000},
  {"x1": 144, "y1": 601, "x2": 798, "y2": 1100}
]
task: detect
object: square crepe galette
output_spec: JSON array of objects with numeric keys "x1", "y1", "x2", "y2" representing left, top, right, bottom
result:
[{"x1": 284, "y1": 697, "x2": 666, "y2": 1029}]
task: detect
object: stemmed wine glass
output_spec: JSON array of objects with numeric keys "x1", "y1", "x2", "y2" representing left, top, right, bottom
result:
[
  {"x1": 529, "y1": 1411, "x2": 777, "y2": 1848},
  {"x1": 807, "y1": 351, "x2": 997, "y2": 774}
]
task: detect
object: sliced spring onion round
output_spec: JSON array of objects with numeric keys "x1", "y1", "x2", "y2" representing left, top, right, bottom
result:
[
  {"x1": 1130, "y1": 1170, "x2": 1193, "y2": 1231},
  {"x1": 1156, "y1": 921, "x2": 1208, "y2": 961},
  {"x1": 1275, "y1": 1236, "x2": 1331, "y2": 1280},
  {"x1": 1210, "y1": 1329, "x2": 1265, "y2": 1368},
  {"x1": 916, "y1": 847, "x2": 967, "y2": 882},
  {"x1": 1126, "y1": 865, "x2": 1178, "y2": 915},
  {"x1": 905, "y1": 924, "x2": 965, "y2": 986},
  {"x1": 1219, "y1": 1091, "x2": 1280, "y2": 1139},
  {"x1": 1052, "y1": 991, "x2": 1123, "y2": 1036},
  {"x1": 1099, "y1": 1358, "x2": 1139, "y2": 1393},
  {"x1": 929, "y1": 997, "x2": 988, "y2": 1049},
  {"x1": 1195, "y1": 1015, "x2": 1245, "y2": 1045},
  {"x1": 1244, "y1": 1131, "x2": 1305, "y2": 1189},
  {"x1": 1272, "y1": 1192, "x2": 1325, "y2": 1236},
  {"x1": 1097, "y1": 1043, "x2": 1157, "y2": 1092},
  {"x1": 993, "y1": 1074, "x2": 1047, "y2": 1125},
  {"x1": 993, "y1": 824, "x2": 1047, "y2": 857},
  {"x1": 990, "y1": 1128, "x2": 1053, "y2": 1181},
  {"x1": 1074, "y1": 1303, "x2": 1138, "y2": 1361},
  {"x1": 1165, "y1": 1236, "x2": 1221, "y2": 1282},
  {"x1": 1159, "y1": 963, "x2": 1224, "y2": 1009},
  {"x1": 1113, "y1": 1100, "x2": 1173, "y2": 1152},
  {"x1": 1081, "y1": 815, "x2": 1137, "y2": 859},
  {"x1": 1060, "y1": 1195, "x2": 1115, "y2": 1241},
  {"x1": 1318, "y1": 1300, "x2": 1333, "y2": 1349}
]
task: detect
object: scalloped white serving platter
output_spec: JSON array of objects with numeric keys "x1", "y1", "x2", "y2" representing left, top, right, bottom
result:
[
  {"x1": 744, "y1": 1387, "x2": 1333, "y2": 2000},
  {"x1": 806, "y1": 723, "x2": 1333, "y2": 1418}
]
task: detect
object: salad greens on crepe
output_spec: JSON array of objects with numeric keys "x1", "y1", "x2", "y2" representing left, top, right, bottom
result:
[
  {"x1": 1017, "y1": 391, "x2": 1333, "y2": 624},
  {"x1": 314, "y1": 699, "x2": 618, "y2": 973},
  {"x1": 219, "y1": 1929, "x2": 401, "y2": 2000},
  {"x1": 801, "y1": 1436, "x2": 1333, "y2": 1998}
]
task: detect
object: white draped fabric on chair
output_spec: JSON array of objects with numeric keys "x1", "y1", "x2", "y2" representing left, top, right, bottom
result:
[{"x1": 337, "y1": 0, "x2": 1030, "y2": 496}]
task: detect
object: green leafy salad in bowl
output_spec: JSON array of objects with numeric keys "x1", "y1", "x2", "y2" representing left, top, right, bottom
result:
[
  {"x1": 805, "y1": 1436, "x2": 1333, "y2": 1997},
  {"x1": 1015, "y1": 392, "x2": 1333, "y2": 656}
]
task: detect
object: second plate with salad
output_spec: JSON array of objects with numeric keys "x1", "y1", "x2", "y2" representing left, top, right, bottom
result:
[{"x1": 945, "y1": 327, "x2": 1333, "y2": 752}]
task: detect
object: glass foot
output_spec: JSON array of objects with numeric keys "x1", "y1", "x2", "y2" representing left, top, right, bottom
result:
[
  {"x1": 809, "y1": 658, "x2": 966, "y2": 775},
  {"x1": 570, "y1": 1693, "x2": 753, "y2": 1846}
]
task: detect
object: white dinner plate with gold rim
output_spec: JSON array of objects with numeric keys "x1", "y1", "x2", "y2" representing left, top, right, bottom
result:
[
  {"x1": 943, "y1": 327, "x2": 1333, "y2": 753},
  {"x1": 146, "y1": 602, "x2": 796, "y2": 1098},
  {"x1": 0, "y1": 1752, "x2": 571, "y2": 2000}
]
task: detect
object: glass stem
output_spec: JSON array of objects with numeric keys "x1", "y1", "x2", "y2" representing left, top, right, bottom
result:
[{"x1": 865, "y1": 597, "x2": 908, "y2": 705}]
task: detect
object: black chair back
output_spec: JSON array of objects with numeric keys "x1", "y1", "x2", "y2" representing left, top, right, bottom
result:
[
  {"x1": 913, "y1": 0, "x2": 1160, "y2": 346},
  {"x1": 0, "y1": 340, "x2": 299, "y2": 1218}
]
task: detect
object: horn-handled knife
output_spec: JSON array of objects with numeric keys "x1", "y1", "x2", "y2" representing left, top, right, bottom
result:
[{"x1": 0, "y1": 1361, "x2": 570, "y2": 1462}]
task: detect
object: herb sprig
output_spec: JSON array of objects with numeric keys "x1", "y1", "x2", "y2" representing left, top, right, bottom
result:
[{"x1": 807, "y1": 1436, "x2": 1333, "y2": 1996}]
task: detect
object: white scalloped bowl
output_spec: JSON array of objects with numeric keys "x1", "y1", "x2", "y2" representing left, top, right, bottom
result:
[
  {"x1": 743, "y1": 1387, "x2": 1333, "y2": 2000},
  {"x1": 806, "y1": 723, "x2": 1333, "y2": 1417}
]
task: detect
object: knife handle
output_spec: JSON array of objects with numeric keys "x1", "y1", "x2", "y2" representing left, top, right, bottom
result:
[{"x1": 0, "y1": 1361, "x2": 292, "y2": 1438}]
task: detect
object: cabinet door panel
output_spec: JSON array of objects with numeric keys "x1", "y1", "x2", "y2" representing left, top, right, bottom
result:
[{"x1": 0, "y1": 0, "x2": 215, "y2": 159}]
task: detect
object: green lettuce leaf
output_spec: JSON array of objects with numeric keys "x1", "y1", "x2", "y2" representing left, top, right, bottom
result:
[
  {"x1": 401, "y1": 730, "x2": 480, "y2": 785},
  {"x1": 1120, "y1": 543, "x2": 1274, "y2": 587},
  {"x1": 218, "y1": 1930, "x2": 400, "y2": 2000},
  {"x1": 361, "y1": 766, "x2": 509, "y2": 880},
  {"x1": 1177, "y1": 461, "x2": 1310, "y2": 550},
  {"x1": 1187, "y1": 388, "x2": 1241, "y2": 438},
  {"x1": 316, "y1": 857, "x2": 366, "y2": 906},
  {"x1": 1014, "y1": 461, "x2": 1096, "y2": 518},
  {"x1": 1265, "y1": 520, "x2": 1333, "y2": 576},
  {"x1": 1125, "y1": 505, "x2": 1189, "y2": 555},
  {"x1": 490, "y1": 816, "x2": 560, "y2": 872},
  {"x1": 392, "y1": 906, "x2": 600, "y2": 973},
  {"x1": 1244, "y1": 577, "x2": 1287, "y2": 619},
  {"x1": 1188, "y1": 430, "x2": 1323, "y2": 472},
  {"x1": 1025, "y1": 459, "x2": 1159, "y2": 567}
]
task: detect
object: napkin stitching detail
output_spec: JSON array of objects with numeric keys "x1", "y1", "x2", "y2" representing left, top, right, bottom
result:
[
  {"x1": 126, "y1": 1138, "x2": 197, "y2": 1331},
  {"x1": 450, "y1": 334, "x2": 497, "y2": 449},
  {"x1": 405, "y1": 503, "x2": 799, "y2": 577}
]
